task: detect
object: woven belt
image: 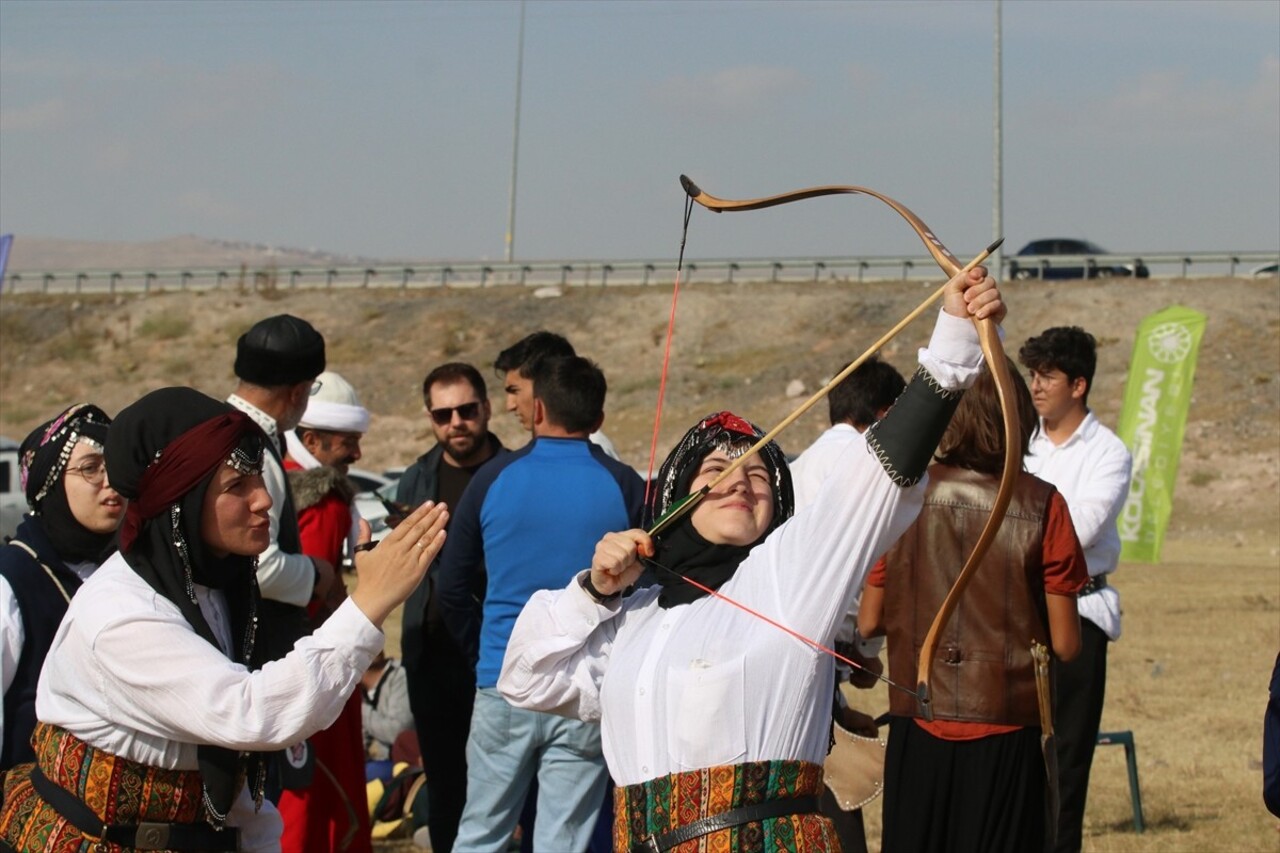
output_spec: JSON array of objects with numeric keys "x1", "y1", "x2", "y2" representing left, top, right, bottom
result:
[
  {"x1": 632, "y1": 795, "x2": 820, "y2": 852},
  {"x1": 1080, "y1": 574, "x2": 1109, "y2": 596},
  {"x1": 30, "y1": 766, "x2": 239, "y2": 851}
]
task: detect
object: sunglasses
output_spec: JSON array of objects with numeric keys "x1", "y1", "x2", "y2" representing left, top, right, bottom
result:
[{"x1": 429, "y1": 401, "x2": 483, "y2": 426}]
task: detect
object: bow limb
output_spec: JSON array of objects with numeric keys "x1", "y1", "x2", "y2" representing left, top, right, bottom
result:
[
  {"x1": 679, "y1": 175, "x2": 1021, "y2": 719},
  {"x1": 680, "y1": 175, "x2": 965, "y2": 280},
  {"x1": 647, "y1": 239, "x2": 1003, "y2": 538},
  {"x1": 914, "y1": 316, "x2": 1020, "y2": 720}
]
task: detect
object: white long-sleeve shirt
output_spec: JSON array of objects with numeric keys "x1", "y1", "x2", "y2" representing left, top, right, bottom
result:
[
  {"x1": 1025, "y1": 411, "x2": 1132, "y2": 640},
  {"x1": 498, "y1": 310, "x2": 984, "y2": 785},
  {"x1": 35, "y1": 552, "x2": 383, "y2": 851},
  {"x1": 790, "y1": 424, "x2": 884, "y2": 662}
]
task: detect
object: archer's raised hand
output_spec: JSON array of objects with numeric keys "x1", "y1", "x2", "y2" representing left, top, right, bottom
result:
[
  {"x1": 589, "y1": 529, "x2": 653, "y2": 598},
  {"x1": 942, "y1": 265, "x2": 1005, "y2": 325}
]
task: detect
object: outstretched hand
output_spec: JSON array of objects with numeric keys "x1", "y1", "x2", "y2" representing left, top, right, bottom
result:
[
  {"x1": 349, "y1": 501, "x2": 448, "y2": 628},
  {"x1": 588, "y1": 529, "x2": 654, "y2": 598},
  {"x1": 942, "y1": 265, "x2": 1005, "y2": 325}
]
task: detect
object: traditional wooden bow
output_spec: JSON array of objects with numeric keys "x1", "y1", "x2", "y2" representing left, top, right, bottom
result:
[{"x1": 678, "y1": 176, "x2": 1020, "y2": 720}]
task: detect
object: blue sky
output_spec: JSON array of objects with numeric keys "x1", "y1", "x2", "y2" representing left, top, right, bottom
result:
[{"x1": 1, "y1": 0, "x2": 1276, "y2": 263}]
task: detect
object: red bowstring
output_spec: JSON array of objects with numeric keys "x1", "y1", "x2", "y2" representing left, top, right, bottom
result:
[
  {"x1": 643, "y1": 194, "x2": 695, "y2": 506},
  {"x1": 672, "y1": 569, "x2": 865, "y2": 672},
  {"x1": 648, "y1": 559, "x2": 916, "y2": 696}
]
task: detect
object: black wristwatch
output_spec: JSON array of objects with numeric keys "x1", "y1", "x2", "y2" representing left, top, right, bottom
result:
[{"x1": 579, "y1": 571, "x2": 621, "y2": 604}]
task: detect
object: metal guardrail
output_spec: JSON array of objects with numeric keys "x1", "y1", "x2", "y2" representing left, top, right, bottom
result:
[{"x1": 3, "y1": 251, "x2": 1276, "y2": 295}]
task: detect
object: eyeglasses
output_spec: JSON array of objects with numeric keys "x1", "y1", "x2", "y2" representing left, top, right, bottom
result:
[
  {"x1": 429, "y1": 401, "x2": 482, "y2": 426},
  {"x1": 1028, "y1": 370, "x2": 1068, "y2": 389},
  {"x1": 310, "y1": 379, "x2": 323, "y2": 396},
  {"x1": 66, "y1": 458, "x2": 107, "y2": 487}
]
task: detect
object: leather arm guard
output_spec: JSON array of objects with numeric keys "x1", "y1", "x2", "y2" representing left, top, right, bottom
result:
[{"x1": 865, "y1": 365, "x2": 963, "y2": 486}]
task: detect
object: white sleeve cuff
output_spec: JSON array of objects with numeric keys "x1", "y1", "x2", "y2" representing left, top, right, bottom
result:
[{"x1": 918, "y1": 308, "x2": 1002, "y2": 390}]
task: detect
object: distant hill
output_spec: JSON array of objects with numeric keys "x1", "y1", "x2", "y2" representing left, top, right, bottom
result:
[{"x1": 3, "y1": 235, "x2": 391, "y2": 272}]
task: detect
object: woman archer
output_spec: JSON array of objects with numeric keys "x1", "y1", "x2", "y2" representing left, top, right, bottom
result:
[{"x1": 497, "y1": 267, "x2": 1004, "y2": 851}]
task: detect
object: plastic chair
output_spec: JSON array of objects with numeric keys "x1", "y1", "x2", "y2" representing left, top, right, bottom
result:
[{"x1": 1095, "y1": 730, "x2": 1146, "y2": 833}]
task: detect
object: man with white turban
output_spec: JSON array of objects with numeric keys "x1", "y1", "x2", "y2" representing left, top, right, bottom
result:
[{"x1": 279, "y1": 369, "x2": 377, "y2": 852}]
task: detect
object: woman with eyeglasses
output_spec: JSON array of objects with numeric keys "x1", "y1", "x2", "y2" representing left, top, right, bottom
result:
[
  {"x1": 0, "y1": 387, "x2": 448, "y2": 851},
  {"x1": 1, "y1": 404, "x2": 126, "y2": 772}
]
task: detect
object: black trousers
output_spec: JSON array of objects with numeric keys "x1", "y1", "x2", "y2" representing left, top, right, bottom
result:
[
  {"x1": 1049, "y1": 619, "x2": 1109, "y2": 853},
  {"x1": 406, "y1": 618, "x2": 476, "y2": 853},
  {"x1": 881, "y1": 717, "x2": 1045, "y2": 853}
]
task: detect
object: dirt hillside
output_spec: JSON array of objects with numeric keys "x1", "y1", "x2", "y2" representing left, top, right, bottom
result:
[{"x1": 1, "y1": 275, "x2": 1276, "y2": 552}]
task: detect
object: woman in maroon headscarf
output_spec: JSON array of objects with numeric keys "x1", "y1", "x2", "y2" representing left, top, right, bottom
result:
[{"x1": 0, "y1": 387, "x2": 447, "y2": 852}]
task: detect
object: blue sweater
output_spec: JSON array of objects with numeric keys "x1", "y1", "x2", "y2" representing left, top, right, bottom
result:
[{"x1": 436, "y1": 437, "x2": 644, "y2": 688}]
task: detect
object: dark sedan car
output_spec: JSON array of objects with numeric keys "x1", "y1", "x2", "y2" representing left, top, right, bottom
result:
[{"x1": 1009, "y1": 238, "x2": 1149, "y2": 280}]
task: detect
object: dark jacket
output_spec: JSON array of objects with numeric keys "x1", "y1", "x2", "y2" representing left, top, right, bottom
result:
[
  {"x1": 395, "y1": 435, "x2": 506, "y2": 673},
  {"x1": 1, "y1": 517, "x2": 89, "y2": 769}
]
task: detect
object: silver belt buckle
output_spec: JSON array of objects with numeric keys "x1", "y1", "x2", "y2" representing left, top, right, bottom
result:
[{"x1": 135, "y1": 822, "x2": 170, "y2": 850}]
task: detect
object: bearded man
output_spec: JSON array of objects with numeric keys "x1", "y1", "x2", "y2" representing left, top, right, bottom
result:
[{"x1": 395, "y1": 362, "x2": 506, "y2": 853}]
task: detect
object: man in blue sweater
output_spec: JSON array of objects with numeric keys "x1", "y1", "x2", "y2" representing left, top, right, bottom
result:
[{"x1": 437, "y1": 355, "x2": 643, "y2": 852}]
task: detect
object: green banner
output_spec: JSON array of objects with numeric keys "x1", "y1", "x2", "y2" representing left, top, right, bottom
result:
[{"x1": 1116, "y1": 305, "x2": 1207, "y2": 563}]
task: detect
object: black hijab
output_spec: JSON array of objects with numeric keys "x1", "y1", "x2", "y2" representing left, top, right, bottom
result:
[
  {"x1": 18, "y1": 403, "x2": 116, "y2": 563},
  {"x1": 647, "y1": 412, "x2": 794, "y2": 608},
  {"x1": 105, "y1": 387, "x2": 270, "y2": 824}
]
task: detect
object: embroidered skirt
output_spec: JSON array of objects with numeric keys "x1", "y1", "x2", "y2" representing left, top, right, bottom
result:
[
  {"x1": 614, "y1": 760, "x2": 838, "y2": 852},
  {"x1": 0, "y1": 722, "x2": 207, "y2": 852}
]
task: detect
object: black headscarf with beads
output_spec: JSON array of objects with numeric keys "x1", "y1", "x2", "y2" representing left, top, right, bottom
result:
[
  {"x1": 18, "y1": 403, "x2": 116, "y2": 563},
  {"x1": 647, "y1": 411, "x2": 794, "y2": 608}
]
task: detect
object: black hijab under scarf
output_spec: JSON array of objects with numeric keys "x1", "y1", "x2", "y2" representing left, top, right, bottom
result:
[
  {"x1": 647, "y1": 411, "x2": 794, "y2": 608},
  {"x1": 104, "y1": 387, "x2": 270, "y2": 825},
  {"x1": 18, "y1": 403, "x2": 115, "y2": 563}
]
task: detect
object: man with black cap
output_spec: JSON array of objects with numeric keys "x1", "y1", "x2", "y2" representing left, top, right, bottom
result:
[
  {"x1": 1, "y1": 404, "x2": 126, "y2": 770},
  {"x1": 227, "y1": 313, "x2": 336, "y2": 664}
]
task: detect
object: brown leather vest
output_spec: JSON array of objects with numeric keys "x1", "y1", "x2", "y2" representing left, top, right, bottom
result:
[{"x1": 884, "y1": 465, "x2": 1055, "y2": 726}]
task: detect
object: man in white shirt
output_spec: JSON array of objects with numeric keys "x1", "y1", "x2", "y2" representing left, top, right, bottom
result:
[
  {"x1": 790, "y1": 355, "x2": 905, "y2": 853},
  {"x1": 227, "y1": 314, "x2": 337, "y2": 666},
  {"x1": 1019, "y1": 326, "x2": 1132, "y2": 853}
]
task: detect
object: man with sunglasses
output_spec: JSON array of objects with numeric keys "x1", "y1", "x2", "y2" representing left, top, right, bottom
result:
[
  {"x1": 2, "y1": 404, "x2": 125, "y2": 771},
  {"x1": 395, "y1": 361, "x2": 507, "y2": 853}
]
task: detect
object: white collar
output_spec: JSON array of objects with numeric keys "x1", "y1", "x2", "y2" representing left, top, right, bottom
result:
[{"x1": 227, "y1": 394, "x2": 282, "y2": 454}]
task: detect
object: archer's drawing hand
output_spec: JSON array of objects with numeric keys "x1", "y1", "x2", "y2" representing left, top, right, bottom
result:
[
  {"x1": 589, "y1": 529, "x2": 653, "y2": 597},
  {"x1": 943, "y1": 265, "x2": 1005, "y2": 325}
]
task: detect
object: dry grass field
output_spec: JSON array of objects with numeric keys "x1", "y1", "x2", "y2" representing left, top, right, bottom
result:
[{"x1": 1, "y1": 271, "x2": 1276, "y2": 851}]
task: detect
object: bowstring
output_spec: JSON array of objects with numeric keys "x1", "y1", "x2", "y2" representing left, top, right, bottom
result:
[
  {"x1": 642, "y1": 555, "x2": 921, "y2": 700},
  {"x1": 642, "y1": 192, "x2": 696, "y2": 507}
]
